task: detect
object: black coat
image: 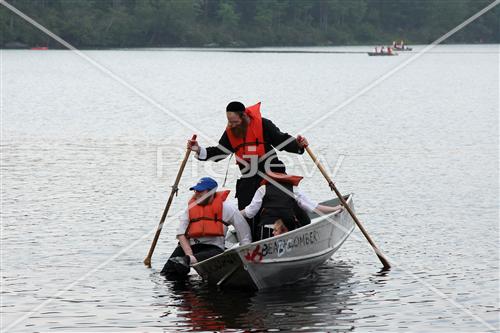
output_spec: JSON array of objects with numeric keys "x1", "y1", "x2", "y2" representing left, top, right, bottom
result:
[
  {"x1": 199, "y1": 118, "x2": 303, "y2": 172},
  {"x1": 199, "y1": 117, "x2": 304, "y2": 210}
]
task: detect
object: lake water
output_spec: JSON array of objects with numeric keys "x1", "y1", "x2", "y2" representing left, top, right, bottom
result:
[{"x1": 1, "y1": 45, "x2": 499, "y2": 332}]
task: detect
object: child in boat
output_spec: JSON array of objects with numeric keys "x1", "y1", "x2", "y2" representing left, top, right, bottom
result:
[
  {"x1": 161, "y1": 177, "x2": 251, "y2": 280},
  {"x1": 272, "y1": 219, "x2": 289, "y2": 236}
]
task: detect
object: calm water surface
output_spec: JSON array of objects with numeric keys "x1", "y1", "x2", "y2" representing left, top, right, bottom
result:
[{"x1": 2, "y1": 45, "x2": 499, "y2": 332}]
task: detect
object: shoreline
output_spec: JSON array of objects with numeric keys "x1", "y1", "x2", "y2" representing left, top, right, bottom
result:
[{"x1": 2, "y1": 43, "x2": 499, "y2": 52}]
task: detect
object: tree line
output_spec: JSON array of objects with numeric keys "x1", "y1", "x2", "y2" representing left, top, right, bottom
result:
[{"x1": 1, "y1": 0, "x2": 498, "y2": 48}]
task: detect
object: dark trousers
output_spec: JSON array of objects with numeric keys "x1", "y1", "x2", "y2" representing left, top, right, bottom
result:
[
  {"x1": 236, "y1": 176, "x2": 263, "y2": 241},
  {"x1": 161, "y1": 243, "x2": 223, "y2": 279},
  {"x1": 235, "y1": 176, "x2": 262, "y2": 210}
]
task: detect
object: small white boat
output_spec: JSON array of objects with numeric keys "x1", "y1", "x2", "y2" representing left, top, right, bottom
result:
[
  {"x1": 394, "y1": 46, "x2": 412, "y2": 51},
  {"x1": 367, "y1": 51, "x2": 398, "y2": 56},
  {"x1": 192, "y1": 194, "x2": 355, "y2": 290}
]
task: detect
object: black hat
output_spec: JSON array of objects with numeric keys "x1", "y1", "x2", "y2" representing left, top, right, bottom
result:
[{"x1": 226, "y1": 101, "x2": 245, "y2": 112}]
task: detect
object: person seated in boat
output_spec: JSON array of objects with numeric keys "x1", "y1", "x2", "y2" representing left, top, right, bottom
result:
[
  {"x1": 241, "y1": 163, "x2": 343, "y2": 240},
  {"x1": 272, "y1": 218, "x2": 289, "y2": 236},
  {"x1": 161, "y1": 177, "x2": 252, "y2": 280},
  {"x1": 387, "y1": 47, "x2": 393, "y2": 55}
]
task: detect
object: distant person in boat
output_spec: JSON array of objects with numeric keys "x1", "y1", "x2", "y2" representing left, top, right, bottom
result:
[
  {"x1": 241, "y1": 163, "x2": 343, "y2": 240},
  {"x1": 161, "y1": 177, "x2": 251, "y2": 280},
  {"x1": 187, "y1": 101, "x2": 308, "y2": 237},
  {"x1": 388, "y1": 47, "x2": 393, "y2": 55}
]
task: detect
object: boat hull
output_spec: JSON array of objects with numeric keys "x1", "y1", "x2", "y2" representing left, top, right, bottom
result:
[
  {"x1": 193, "y1": 194, "x2": 355, "y2": 290},
  {"x1": 367, "y1": 52, "x2": 398, "y2": 56}
]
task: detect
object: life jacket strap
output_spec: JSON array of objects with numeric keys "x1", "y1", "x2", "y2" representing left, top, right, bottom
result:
[
  {"x1": 232, "y1": 138, "x2": 266, "y2": 153},
  {"x1": 189, "y1": 217, "x2": 229, "y2": 226}
]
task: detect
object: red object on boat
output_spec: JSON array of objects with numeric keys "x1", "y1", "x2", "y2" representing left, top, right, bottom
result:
[{"x1": 30, "y1": 46, "x2": 48, "y2": 50}]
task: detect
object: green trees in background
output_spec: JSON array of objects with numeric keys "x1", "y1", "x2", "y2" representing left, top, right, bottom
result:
[{"x1": 1, "y1": 0, "x2": 498, "y2": 48}]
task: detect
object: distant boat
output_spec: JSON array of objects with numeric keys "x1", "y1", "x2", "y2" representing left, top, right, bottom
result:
[
  {"x1": 369, "y1": 46, "x2": 398, "y2": 56},
  {"x1": 30, "y1": 46, "x2": 48, "y2": 50},
  {"x1": 393, "y1": 45, "x2": 412, "y2": 51},
  {"x1": 367, "y1": 51, "x2": 398, "y2": 56},
  {"x1": 392, "y1": 40, "x2": 412, "y2": 51}
]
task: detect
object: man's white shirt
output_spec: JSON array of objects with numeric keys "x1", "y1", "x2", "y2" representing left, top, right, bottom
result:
[{"x1": 195, "y1": 147, "x2": 208, "y2": 160}]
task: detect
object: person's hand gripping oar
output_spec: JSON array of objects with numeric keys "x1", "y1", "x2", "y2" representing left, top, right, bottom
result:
[
  {"x1": 304, "y1": 141, "x2": 391, "y2": 270},
  {"x1": 144, "y1": 134, "x2": 197, "y2": 268}
]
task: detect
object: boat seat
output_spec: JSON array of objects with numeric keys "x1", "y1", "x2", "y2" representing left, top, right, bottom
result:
[{"x1": 260, "y1": 224, "x2": 274, "y2": 240}]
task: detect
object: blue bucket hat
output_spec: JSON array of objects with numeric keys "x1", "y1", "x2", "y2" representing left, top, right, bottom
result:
[{"x1": 189, "y1": 177, "x2": 218, "y2": 192}]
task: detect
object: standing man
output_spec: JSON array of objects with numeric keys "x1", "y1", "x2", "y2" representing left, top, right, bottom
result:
[
  {"x1": 187, "y1": 101, "x2": 308, "y2": 211},
  {"x1": 161, "y1": 177, "x2": 251, "y2": 280}
]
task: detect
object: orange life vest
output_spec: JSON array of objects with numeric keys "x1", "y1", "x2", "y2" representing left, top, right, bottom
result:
[
  {"x1": 225, "y1": 102, "x2": 266, "y2": 163},
  {"x1": 186, "y1": 190, "x2": 230, "y2": 238},
  {"x1": 260, "y1": 172, "x2": 303, "y2": 186}
]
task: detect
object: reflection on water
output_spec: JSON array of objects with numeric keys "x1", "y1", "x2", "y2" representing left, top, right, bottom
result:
[{"x1": 152, "y1": 260, "x2": 357, "y2": 332}]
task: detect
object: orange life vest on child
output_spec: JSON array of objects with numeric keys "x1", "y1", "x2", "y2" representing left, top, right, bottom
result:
[
  {"x1": 186, "y1": 190, "x2": 230, "y2": 238},
  {"x1": 260, "y1": 172, "x2": 303, "y2": 186},
  {"x1": 225, "y1": 102, "x2": 266, "y2": 163}
]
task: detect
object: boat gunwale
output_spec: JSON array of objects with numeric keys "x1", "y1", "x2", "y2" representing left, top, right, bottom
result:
[
  {"x1": 255, "y1": 247, "x2": 336, "y2": 264},
  {"x1": 255, "y1": 220, "x2": 355, "y2": 265}
]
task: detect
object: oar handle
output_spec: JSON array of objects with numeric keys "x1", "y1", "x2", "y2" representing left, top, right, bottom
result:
[
  {"x1": 306, "y1": 146, "x2": 391, "y2": 270},
  {"x1": 144, "y1": 134, "x2": 196, "y2": 267}
]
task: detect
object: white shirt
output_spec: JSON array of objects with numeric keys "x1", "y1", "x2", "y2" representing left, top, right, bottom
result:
[
  {"x1": 243, "y1": 185, "x2": 318, "y2": 219},
  {"x1": 196, "y1": 147, "x2": 208, "y2": 160},
  {"x1": 177, "y1": 200, "x2": 252, "y2": 249}
]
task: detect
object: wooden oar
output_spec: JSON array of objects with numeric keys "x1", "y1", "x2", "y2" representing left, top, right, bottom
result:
[
  {"x1": 144, "y1": 134, "x2": 196, "y2": 267},
  {"x1": 306, "y1": 146, "x2": 391, "y2": 270}
]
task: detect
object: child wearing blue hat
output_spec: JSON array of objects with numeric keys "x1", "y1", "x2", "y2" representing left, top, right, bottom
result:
[{"x1": 161, "y1": 177, "x2": 252, "y2": 280}]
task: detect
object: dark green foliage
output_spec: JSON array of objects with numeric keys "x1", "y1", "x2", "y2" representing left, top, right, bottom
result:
[{"x1": 1, "y1": 0, "x2": 498, "y2": 48}]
